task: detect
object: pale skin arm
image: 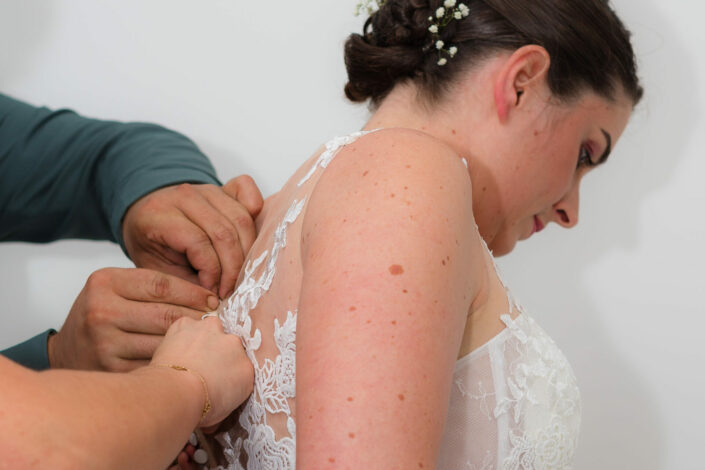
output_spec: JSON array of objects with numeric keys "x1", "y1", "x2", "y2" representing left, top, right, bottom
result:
[
  {"x1": 0, "y1": 317, "x2": 253, "y2": 470},
  {"x1": 296, "y1": 130, "x2": 484, "y2": 468}
]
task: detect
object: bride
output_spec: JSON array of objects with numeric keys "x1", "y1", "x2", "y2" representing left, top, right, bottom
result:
[{"x1": 192, "y1": 0, "x2": 642, "y2": 468}]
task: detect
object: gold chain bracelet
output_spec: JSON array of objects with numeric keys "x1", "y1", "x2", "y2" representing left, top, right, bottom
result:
[{"x1": 152, "y1": 364, "x2": 212, "y2": 424}]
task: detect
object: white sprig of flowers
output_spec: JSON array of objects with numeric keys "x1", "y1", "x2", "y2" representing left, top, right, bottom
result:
[
  {"x1": 355, "y1": 0, "x2": 470, "y2": 66},
  {"x1": 429, "y1": 0, "x2": 470, "y2": 65}
]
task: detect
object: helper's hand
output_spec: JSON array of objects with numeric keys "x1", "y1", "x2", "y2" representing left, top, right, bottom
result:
[
  {"x1": 48, "y1": 267, "x2": 222, "y2": 371},
  {"x1": 122, "y1": 175, "x2": 264, "y2": 299},
  {"x1": 151, "y1": 316, "x2": 254, "y2": 429}
]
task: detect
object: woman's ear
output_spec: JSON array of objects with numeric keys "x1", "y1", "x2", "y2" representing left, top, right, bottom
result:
[{"x1": 493, "y1": 45, "x2": 551, "y2": 122}]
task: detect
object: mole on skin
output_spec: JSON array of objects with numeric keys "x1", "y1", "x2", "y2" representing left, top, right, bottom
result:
[
  {"x1": 349, "y1": 306, "x2": 356, "y2": 311},
  {"x1": 398, "y1": 394, "x2": 405, "y2": 401},
  {"x1": 389, "y1": 264, "x2": 404, "y2": 275}
]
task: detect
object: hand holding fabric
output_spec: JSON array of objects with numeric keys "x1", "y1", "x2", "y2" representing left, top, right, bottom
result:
[
  {"x1": 48, "y1": 267, "x2": 222, "y2": 371},
  {"x1": 150, "y1": 316, "x2": 254, "y2": 429}
]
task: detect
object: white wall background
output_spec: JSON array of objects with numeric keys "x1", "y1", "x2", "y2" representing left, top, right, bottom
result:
[{"x1": 0, "y1": 1, "x2": 702, "y2": 468}]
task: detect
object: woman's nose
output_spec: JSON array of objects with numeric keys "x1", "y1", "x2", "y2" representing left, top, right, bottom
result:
[{"x1": 552, "y1": 183, "x2": 580, "y2": 229}]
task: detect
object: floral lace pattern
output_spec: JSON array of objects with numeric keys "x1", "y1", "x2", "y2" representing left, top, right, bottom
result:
[
  {"x1": 214, "y1": 132, "x2": 373, "y2": 469},
  {"x1": 440, "y1": 307, "x2": 580, "y2": 469},
  {"x1": 496, "y1": 313, "x2": 581, "y2": 470},
  {"x1": 215, "y1": 199, "x2": 305, "y2": 470},
  {"x1": 438, "y1": 236, "x2": 580, "y2": 469}
]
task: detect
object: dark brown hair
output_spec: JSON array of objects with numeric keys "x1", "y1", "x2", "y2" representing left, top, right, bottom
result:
[{"x1": 344, "y1": 0, "x2": 643, "y2": 106}]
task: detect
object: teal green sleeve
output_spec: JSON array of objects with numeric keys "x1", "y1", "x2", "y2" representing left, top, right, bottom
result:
[
  {"x1": 0, "y1": 93, "x2": 223, "y2": 369},
  {"x1": 0, "y1": 329, "x2": 55, "y2": 371},
  {"x1": 0, "y1": 92, "x2": 221, "y2": 249}
]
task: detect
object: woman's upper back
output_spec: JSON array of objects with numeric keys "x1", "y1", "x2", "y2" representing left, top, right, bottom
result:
[{"x1": 212, "y1": 129, "x2": 580, "y2": 469}]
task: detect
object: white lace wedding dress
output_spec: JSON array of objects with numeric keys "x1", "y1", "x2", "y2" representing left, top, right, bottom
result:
[{"x1": 210, "y1": 131, "x2": 581, "y2": 470}]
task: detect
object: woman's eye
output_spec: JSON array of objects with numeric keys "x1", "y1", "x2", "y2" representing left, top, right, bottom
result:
[{"x1": 577, "y1": 146, "x2": 594, "y2": 168}]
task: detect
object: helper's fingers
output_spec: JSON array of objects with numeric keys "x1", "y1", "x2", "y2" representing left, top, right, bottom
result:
[
  {"x1": 150, "y1": 206, "x2": 223, "y2": 294},
  {"x1": 200, "y1": 187, "x2": 258, "y2": 296},
  {"x1": 222, "y1": 175, "x2": 264, "y2": 218},
  {"x1": 113, "y1": 300, "x2": 211, "y2": 335},
  {"x1": 177, "y1": 190, "x2": 245, "y2": 299},
  {"x1": 137, "y1": 254, "x2": 201, "y2": 287},
  {"x1": 110, "y1": 268, "x2": 219, "y2": 312},
  {"x1": 115, "y1": 332, "x2": 164, "y2": 362}
]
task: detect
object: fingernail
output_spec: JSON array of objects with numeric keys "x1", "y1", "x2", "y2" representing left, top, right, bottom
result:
[{"x1": 207, "y1": 296, "x2": 219, "y2": 310}]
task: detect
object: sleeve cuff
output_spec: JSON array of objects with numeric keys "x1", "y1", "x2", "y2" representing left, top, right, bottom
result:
[{"x1": 0, "y1": 329, "x2": 56, "y2": 371}]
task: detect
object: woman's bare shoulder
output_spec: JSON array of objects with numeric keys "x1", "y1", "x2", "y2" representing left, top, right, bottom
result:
[
  {"x1": 349, "y1": 127, "x2": 470, "y2": 183},
  {"x1": 300, "y1": 126, "x2": 484, "y2": 304},
  {"x1": 306, "y1": 127, "x2": 474, "y2": 217}
]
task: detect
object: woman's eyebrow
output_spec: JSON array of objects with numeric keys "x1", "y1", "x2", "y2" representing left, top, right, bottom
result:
[{"x1": 597, "y1": 129, "x2": 612, "y2": 165}]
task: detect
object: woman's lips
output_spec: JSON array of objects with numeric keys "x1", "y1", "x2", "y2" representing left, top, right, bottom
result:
[{"x1": 533, "y1": 216, "x2": 545, "y2": 234}]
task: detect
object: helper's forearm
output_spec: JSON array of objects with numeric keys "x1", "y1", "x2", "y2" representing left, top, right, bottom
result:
[{"x1": 0, "y1": 357, "x2": 202, "y2": 469}]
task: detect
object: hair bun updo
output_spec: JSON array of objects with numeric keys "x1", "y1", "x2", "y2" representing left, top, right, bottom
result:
[
  {"x1": 344, "y1": 0, "x2": 434, "y2": 103},
  {"x1": 343, "y1": 0, "x2": 643, "y2": 108}
]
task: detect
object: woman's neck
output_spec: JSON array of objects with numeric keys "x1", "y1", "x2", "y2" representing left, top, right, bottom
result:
[{"x1": 362, "y1": 81, "x2": 487, "y2": 160}]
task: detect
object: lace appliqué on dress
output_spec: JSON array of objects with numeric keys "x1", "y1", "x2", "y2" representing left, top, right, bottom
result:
[
  {"x1": 496, "y1": 314, "x2": 581, "y2": 470},
  {"x1": 216, "y1": 131, "x2": 374, "y2": 470},
  {"x1": 216, "y1": 199, "x2": 304, "y2": 470}
]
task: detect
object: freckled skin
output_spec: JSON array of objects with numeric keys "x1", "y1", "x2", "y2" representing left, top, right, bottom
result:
[
  {"x1": 441, "y1": 260, "x2": 446, "y2": 266},
  {"x1": 391, "y1": 320, "x2": 397, "y2": 325},
  {"x1": 402, "y1": 289, "x2": 408, "y2": 293},
  {"x1": 349, "y1": 306, "x2": 356, "y2": 311},
  {"x1": 398, "y1": 394, "x2": 405, "y2": 401},
  {"x1": 329, "y1": 457, "x2": 336, "y2": 463},
  {"x1": 390, "y1": 193, "x2": 395, "y2": 198},
  {"x1": 363, "y1": 170, "x2": 369, "y2": 176},
  {"x1": 347, "y1": 397, "x2": 354, "y2": 402},
  {"x1": 349, "y1": 432, "x2": 356, "y2": 439},
  {"x1": 389, "y1": 264, "x2": 404, "y2": 275}
]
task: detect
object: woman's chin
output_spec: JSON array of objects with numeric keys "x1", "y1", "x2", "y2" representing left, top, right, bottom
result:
[{"x1": 487, "y1": 236, "x2": 516, "y2": 257}]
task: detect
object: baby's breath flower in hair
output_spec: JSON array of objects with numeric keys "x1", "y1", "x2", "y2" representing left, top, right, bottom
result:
[
  {"x1": 354, "y1": 0, "x2": 385, "y2": 16},
  {"x1": 354, "y1": 0, "x2": 470, "y2": 67},
  {"x1": 427, "y1": 2, "x2": 470, "y2": 66}
]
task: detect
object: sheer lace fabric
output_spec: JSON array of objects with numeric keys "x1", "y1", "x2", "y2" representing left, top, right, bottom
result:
[{"x1": 211, "y1": 131, "x2": 581, "y2": 469}]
